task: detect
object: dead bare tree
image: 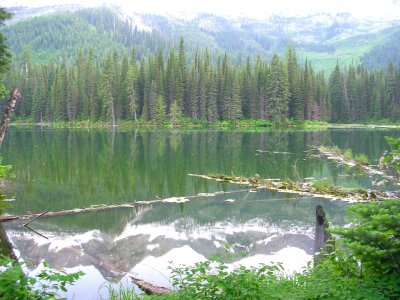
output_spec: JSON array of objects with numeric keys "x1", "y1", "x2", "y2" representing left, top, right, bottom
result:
[{"x1": 0, "y1": 87, "x2": 21, "y2": 146}]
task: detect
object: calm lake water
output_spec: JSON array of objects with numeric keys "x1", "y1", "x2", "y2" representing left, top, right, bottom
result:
[{"x1": 2, "y1": 127, "x2": 399, "y2": 299}]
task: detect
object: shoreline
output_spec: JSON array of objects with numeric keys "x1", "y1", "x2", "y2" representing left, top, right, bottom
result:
[{"x1": 9, "y1": 120, "x2": 400, "y2": 130}]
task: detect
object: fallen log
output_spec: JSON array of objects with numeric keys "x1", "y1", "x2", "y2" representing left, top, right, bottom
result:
[
  {"x1": 189, "y1": 173, "x2": 399, "y2": 202},
  {"x1": 316, "y1": 146, "x2": 396, "y2": 183},
  {"x1": 131, "y1": 276, "x2": 172, "y2": 295},
  {"x1": 0, "y1": 215, "x2": 19, "y2": 222},
  {"x1": 0, "y1": 188, "x2": 251, "y2": 223}
]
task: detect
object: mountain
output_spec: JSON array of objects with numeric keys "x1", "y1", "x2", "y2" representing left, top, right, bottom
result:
[
  {"x1": 2, "y1": 6, "x2": 170, "y2": 65},
  {"x1": 2, "y1": 5, "x2": 400, "y2": 70},
  {"x1": 360, "y1": 30, "x2": 400, "y2": 69}
]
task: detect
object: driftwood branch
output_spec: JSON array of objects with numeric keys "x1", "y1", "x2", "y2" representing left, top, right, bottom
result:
[
  {"x1": 131, "y1": 276, "x2": 172, "y2": 295},
  {"x1": 0, "y1": 87, "x2": 21, "y2": 146}
]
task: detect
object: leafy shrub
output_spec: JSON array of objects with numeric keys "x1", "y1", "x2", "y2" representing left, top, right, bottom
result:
[
  {"x1": 312, "y1": 179, "x2": 332, "y2": 192},
  {"x1": 169, "y1": 261, "x2": 284, "y2": 300},
  {"x1": 355, "y1": 153, "x2": 369, "y2": 165},
  {"x1": 384, "y1": 136, "x2": 400, "y2": 175},
  {"x1": 344, "y1": 149, "x2": 353, "y2": 160},
  {"x1": 0, "y1": 255, "x2": 83, "y2": 300}
]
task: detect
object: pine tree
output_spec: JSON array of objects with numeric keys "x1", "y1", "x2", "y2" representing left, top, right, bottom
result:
[
  {"x1": 101, "y1": 54, "x2": 116, "y2": 125},
  {"x1": 286, "y1": 45, "x2": 303, "y2": 120},
  {"x1": 127, "y1": 63, "x2": 137, "y2": 121},
  {"x1": 0, "y1": 7, "x2": 12, "y2": 97},
  {"x1": 116, "y1": 53, "x2": 129, "y2": 120},
  {"x1": 155, "y1": 95, "x2": 166, "y2": 125},
  {"x1": 169, "y1": 100, "x2": 182, "y2": 126},
  {"x1": 31, "y1": 68, "x2": 46, "y2": 122},
  {"x1": 178, "y1": 37, "x2": 188, "y2": 115},
  {"x1": 206, "y1": 66, "x2": 218, "y2": 122},
  {"x1": 329, "y1": 62, "x2": 348, "y2": 123},
  {"x1": 266, "y1": 54, "x2": 289, "y2": 121}
]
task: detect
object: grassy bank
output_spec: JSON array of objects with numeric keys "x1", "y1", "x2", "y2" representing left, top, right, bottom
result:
[{"x1": 10, "y1": 118, "x2": 400, "y2": 130}]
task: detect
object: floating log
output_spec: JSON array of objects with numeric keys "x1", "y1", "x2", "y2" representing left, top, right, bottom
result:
[
  {"x1": 131, "y1": 276, "x2": 172, "y2": 295},
  {"x1": 189, "y1": 173, "x2": 399, "y2": 202},
  {"x1": 0, "y1": 87, "x2": 21, "y2": 146}
]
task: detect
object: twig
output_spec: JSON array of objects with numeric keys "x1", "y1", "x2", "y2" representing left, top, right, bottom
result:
[
  {"x1": 24, "y1": 225, "x2": 49, "y2": 239},
  {"x1": 23, "y1": 211, "x2": 48, "y2": 227}
]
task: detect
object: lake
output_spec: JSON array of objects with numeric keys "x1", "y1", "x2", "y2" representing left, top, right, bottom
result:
[{"x1": 2, "y1": 127, "x2": 398, "y2": 299}]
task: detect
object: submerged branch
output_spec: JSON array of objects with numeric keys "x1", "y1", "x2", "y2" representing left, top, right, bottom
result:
[{"x1": 189, "y1": 174, "x2": 398, "y2": 202}]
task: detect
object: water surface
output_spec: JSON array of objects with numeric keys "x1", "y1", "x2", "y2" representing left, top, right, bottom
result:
[{"x1": 2, "y1": 127, "x2": 398, "y2": 299}]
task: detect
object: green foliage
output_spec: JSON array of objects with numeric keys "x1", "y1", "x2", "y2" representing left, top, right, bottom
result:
[
  {"x1": 155, "y1": 95, "x2": 166, "y2": 126},
  {"x1": 0, "y1": 255, "x2": 83, "y2": 300},
  {"x1": 0, "y1": 157, "x2": 13, "y2": 180},
  {"x1": 0, "y1": 157, "x2": 14, "y2": 214},
  {"x1": 355, "y1": 153, "x2": 369, "y2": 165},
  {"x1": 312, "y1": 179, "x2": 332, "y2": 193},
  {"x1": 384, "y1": 136, "x2": 400, "y2": 175},
  {"x1": 344, "y1": 148, "x2": 353, "y2": 160},
  {"x1": 330, "y1": 200, "x2": 400, "y2": 278},
  {"x1": 169, "y1": 261, "x2": 284, "y2": 300},
  {"x1": 101, "y1": 283, "x2": 141, "y2": 300},
  {"x1": 0, "y1": 7, "x2": 12, "y2": 97}
]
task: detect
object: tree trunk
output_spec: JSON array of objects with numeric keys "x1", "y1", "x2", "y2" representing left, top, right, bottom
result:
[
  {"x1": 0, "y1": 88, "x2": 21, "y2": 146},
  {"x1": 314, "y1": 205, "x2": 333, "y2": 265}
]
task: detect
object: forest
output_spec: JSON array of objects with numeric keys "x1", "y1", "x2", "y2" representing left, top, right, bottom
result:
[{"x1": 5, "y1": 39, "x2": 400, "y2": 125}]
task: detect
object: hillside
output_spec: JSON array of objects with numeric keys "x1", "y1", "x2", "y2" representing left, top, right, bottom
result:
[
  {"x1": 360, "y1": 29, "x2": 400, "y2": 70},
  {"x1": 2, "y1": 5, "x2": 400, "y2": 70},
  {"x1": 2, "y1": 7, "x2": 169, "y2": 64}
]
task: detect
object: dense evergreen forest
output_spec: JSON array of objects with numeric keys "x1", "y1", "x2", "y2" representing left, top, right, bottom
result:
[
  {"x1": 6, "y1": 38, "x2": 400, "y2": 125},
  {"x1": 2, "y1": 7, "x2": 400, "y2": 124}
]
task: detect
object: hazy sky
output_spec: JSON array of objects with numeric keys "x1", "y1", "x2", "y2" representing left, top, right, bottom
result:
[{"x1": 4, "y1": 0, "x2": 400, "y2": 19}]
